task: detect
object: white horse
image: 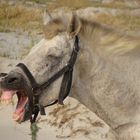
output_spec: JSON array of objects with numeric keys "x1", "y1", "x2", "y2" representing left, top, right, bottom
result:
[{"x1": 0, "y1": 10, "x2": 140, "y2": 140}]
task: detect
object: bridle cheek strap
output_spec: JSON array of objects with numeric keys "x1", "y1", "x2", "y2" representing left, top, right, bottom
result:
[
  {"x1": 58, "y1": 68, "x2": 73, "y2": 105},
  {"x1": 58, "y1": 36, "x2": 79, "y2": 104}
]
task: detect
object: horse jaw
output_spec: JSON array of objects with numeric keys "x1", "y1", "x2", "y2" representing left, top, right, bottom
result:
[{"x1": 39, "y1": 77, "x2": 63, "y2": 107}]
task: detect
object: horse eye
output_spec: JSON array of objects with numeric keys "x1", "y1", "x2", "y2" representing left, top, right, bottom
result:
[
  {"x1": 47, "y1": 47, "x2": 63, "y2": 58},
  {"x1": 47, "y1": 54, "x2": 62, "y2": 59},
  {"x1": 47, "y1": 54, "x2": 54, "y2": 58}
]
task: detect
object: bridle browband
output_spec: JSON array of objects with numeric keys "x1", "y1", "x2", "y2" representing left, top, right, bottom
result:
[{"x1": 16, "y1": 36, "x2": 80, "y2": 123}]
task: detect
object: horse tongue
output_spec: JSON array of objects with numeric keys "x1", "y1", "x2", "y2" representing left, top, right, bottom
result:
[
  {"x1": 13, "y1": 96, "x2": 28, "y2": 122},
  {"x1": 0, "y1": 90, "x2": 15, "y2": 104}
]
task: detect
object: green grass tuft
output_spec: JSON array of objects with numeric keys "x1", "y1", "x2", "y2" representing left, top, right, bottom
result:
[{"x1": 30, "y1": 123, "x2": 40, "y2": 140}]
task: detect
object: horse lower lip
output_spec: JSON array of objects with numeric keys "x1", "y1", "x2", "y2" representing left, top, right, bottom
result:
[{"x1": 13, "y1": 110, "x2": 24, "y2": 122}]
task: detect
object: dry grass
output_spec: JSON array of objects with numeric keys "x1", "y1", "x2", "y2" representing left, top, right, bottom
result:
[
  {"x1": 46, "y1": 103, "x2": 81, "y2": 128},
  {"x1": 0, "y1": 3, "x2": 42, "y2": 32},
  {"x1": 34, "y1": 0, "x2": 139, "y2": 9},
  {"x1": 86, "y1": 117, "x2": 104, "y2": 127},
  {"x1": 0, "y1": 1, "x2": 139, "y2": 33},
  {"x1": 56, "y1": 127, "x2": 90, "y2": 138},
  {"x1": 47, "y1": 0, "x2": 93, "y2": 10}
]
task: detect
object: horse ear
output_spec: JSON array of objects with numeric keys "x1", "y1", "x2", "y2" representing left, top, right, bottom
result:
[
  {"x1": 68, "y1": 12, "x2": 81, "y2": 38},
  {"x1": 43, "y1": 9, "x2": 52, "y2": 25}
]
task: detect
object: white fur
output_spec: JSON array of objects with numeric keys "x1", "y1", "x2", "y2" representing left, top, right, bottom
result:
[{"x1": 22, "y1": 11, "x2": 140, "y2": 140}]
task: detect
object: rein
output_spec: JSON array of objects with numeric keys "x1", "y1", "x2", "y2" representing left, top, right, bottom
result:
[{"x1": 16, "y1": 36, "x2": 80, "y2": 123}]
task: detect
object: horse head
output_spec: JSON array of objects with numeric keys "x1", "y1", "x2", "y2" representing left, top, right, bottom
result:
[{"x1": 0, "y1": 10, "x2": 81, "y2": 123}]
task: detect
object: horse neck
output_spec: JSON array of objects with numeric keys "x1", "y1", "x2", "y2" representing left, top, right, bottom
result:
[
  {"x1": 70, "y1": 33, "x2": 113, "y2": 126},
  {"x1": 70, "y1": 21, "x2": 140, "y2": 128}
]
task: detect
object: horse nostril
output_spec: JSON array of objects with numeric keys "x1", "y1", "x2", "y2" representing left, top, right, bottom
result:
[
  {"x1": 7, "y1": 77, "x2": 18, "y2": 84},
  {"x1": 0, "y1": 73, "x2": 7, "y2": 78},
  {"x1": 0, "y1": 73, "x2": 8, "y2": 82}
]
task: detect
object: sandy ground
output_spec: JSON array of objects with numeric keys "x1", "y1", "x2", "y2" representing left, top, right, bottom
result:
[
  {"x1": 0, "y1": 105, "x2": 58, "y2": 140},
  {"x1": 0, "y1": 96, "x2": 110, "y2": 140},
  {"x1": 0, "y1": 32, "x2": 41, "y2": 59}
]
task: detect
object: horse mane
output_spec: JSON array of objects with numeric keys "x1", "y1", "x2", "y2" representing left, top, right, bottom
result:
[{"x1": 79, "y1": 18, "x2": 140, "y2": 56}]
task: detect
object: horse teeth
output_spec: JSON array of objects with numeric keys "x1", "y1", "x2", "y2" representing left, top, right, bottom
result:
[{"x1": 0, "y1": 99, "x2": 12, "y2": 105}]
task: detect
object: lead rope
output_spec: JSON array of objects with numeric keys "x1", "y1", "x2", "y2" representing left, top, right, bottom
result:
[{"x1": 30, "y1": 95, "x2": 40, "y2": 123}]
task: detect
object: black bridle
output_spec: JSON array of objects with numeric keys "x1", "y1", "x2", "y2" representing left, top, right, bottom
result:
[{"x1": 16, "y1": 36, "x2": 80, "y2": 123}]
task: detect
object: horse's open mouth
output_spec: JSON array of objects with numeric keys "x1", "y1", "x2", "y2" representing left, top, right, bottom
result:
[{"x1": 0, "y1": 89, "x2": 28, "y2": 123}]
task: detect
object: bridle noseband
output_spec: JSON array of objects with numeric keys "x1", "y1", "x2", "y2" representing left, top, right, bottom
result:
[{"x1": 16, "y1": 36, "x2": 80, "y2": 123}]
